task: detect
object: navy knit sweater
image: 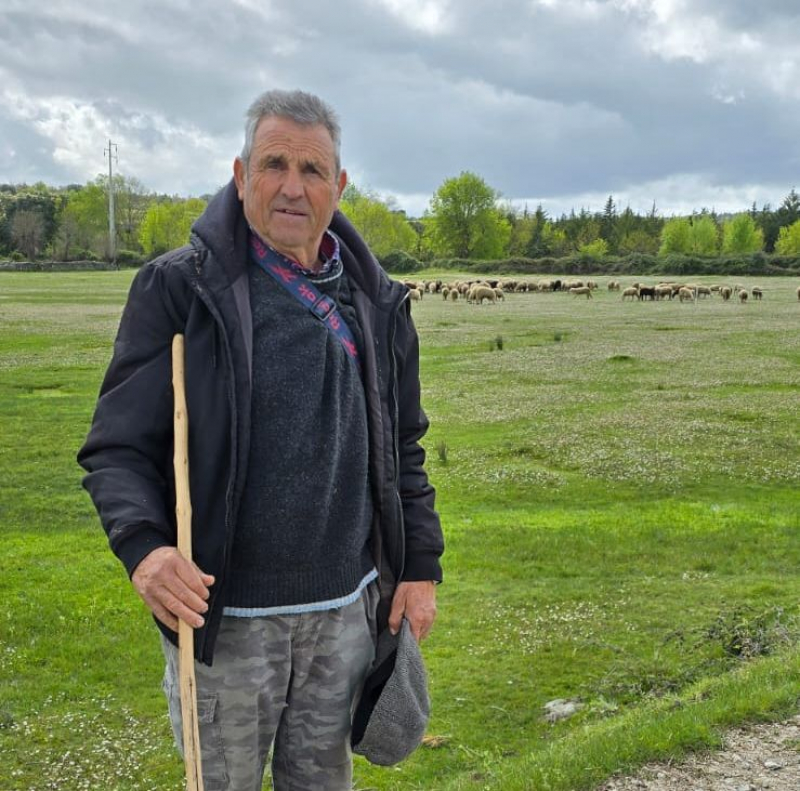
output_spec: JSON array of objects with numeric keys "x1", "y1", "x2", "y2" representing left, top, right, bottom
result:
[{"x1": 225, "y1": 257, "x2": 374, "y2": 609}]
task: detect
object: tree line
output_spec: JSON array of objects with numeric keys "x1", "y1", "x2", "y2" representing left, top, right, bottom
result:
[{"x1": 2, "y1": 173, "x2": 800, "y2": 266}]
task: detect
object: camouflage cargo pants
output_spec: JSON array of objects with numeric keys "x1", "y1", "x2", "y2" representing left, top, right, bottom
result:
[{"x1": 161, "y1": 585, "x2": 378, "y2": 790}]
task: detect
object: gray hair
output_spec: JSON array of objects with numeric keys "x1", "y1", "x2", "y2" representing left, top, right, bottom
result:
[{"x1": 240, "y1": 89, "x2": 342, "y2": 173}]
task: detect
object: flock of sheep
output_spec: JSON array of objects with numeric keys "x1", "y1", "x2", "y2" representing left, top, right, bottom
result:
[{"x1": 404, "y1": 278, "x2": 800, "y2": 305}]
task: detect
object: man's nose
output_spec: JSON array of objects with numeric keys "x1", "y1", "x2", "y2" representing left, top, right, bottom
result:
[{"x1": 280, "y1": 167, "x2": 304, "y2": 200}]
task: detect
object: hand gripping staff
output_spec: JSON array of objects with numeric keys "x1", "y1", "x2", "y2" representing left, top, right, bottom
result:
[{"x1": 172, "y1": 334, "x2": 205, "y2": 791}]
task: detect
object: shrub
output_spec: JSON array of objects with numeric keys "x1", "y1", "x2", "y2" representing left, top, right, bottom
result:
[
  {"x1": 381, "y1": 250, "x2": 423, "y2": 274},
  {"x1": 115, "y1": 249, "x2": 146, "y2": 267}
]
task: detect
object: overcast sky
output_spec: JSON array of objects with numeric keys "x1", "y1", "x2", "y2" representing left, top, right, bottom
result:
[{"x1": 2, "y1": 0, "x2": 798, "y2": 217}]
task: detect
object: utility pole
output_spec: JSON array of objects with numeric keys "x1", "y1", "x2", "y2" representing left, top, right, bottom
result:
[{"x1": 104, "y1": 139, "x2": 118, "y2": 263}]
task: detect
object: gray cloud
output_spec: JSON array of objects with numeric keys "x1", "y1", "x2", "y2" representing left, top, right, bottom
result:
[{"x1": 1, "y1": 0, "x2": 796, "y2": 214}]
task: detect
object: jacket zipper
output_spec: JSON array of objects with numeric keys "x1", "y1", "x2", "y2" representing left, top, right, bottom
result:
[
  {"x1": 186, "y1": 250, "x2": 239, "y2": 664},
  {"x1": 387, "y1": 289, "x2": 410, "y2": 581}
]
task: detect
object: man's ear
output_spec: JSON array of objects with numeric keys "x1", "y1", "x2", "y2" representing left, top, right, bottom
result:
[
  {"x1": 233, "y1": 157, "x2": 246, "y2": 200},
  {"x1": 335, "y1": 169, "x2": 348, "y2": 205}
]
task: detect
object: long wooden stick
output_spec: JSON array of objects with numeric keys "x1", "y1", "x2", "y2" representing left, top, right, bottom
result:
[{"x1": 172, "y1": 334, "x2": 205, "y2": 791}]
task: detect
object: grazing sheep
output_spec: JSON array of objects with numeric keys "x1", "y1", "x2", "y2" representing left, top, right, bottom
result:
[
  {"x1": 538, "y1": 279, "x2": 554, "y2": 292},
  {"x1": 752, "y1": 287, "x2": 763, "y2": 300},
  {"x1": 441, "y1": 287, "x2": 450, "y2": 300},
  {"x1": 678, "y1": 287, "x2": 695, "y2": 302},
  {"x1": 622, "y1": 287, "x2": 639, "y2": 301},
  {"x1": 734, "y1": 283, "x2": 745, "y2": 293},
  {"x1": 697, "y1": 286, "x2": 712, "y2": 298},
  {"x1": 738, "y1": 289, "x2": 749, "y2": 303},
  {"x1": 587, "y1": 279, "x2": 599, "y2": 290},
  {"x1": 469, "y1": 285, "x2": 498, "y2": 304},
  {"x1": 721, "y1": 286, "x2": 733, "y2": 301},
  {"x1": 449, "y1": 288, "x2": 459, "y2": 301},
  {"x1": 570, "y1": 286, "x2": 593, "y2": 299},
  {"x1": 607, "y1": 280, "x2": 620, "y2": 291},
  {"x1": 409, "y1": 288, "x2": 423, "y2": 301},
  {"x1": 493, "y1": 287, "x2": 505, "y2": 301},
  {"x1": 655, "y1": 285, "x2": 673, "y2": 300}
]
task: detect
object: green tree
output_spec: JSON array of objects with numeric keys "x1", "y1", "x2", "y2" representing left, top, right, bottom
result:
[
  {"x1": 774, "y1": 219, "x2": 800, "y2": 255},
  {"x1": 115, "y1": 176, "x2": 150, "y2": 252},
  {"x1": 599, "y1": 195, "x2": 617, "y2": 252},
  {"x1": 658, "y1": 217, "x2": 692, "y2": 255},
  {"x1": 339, "y1": 185, "x2": 416, "y2": 258},
  {"x1": 139, "y1": 198, "x2": 207, "y2": 257},
  {"x1": 722, "y1": 213, "x2": 764, "y2": 254},
  {"x1": 428, "y1": 171, "x2": 510, "y2": 259},
  {"x1": 58, "y1": 182, "x2": 107, "y2": 258},
  {"x1": 524, "y1": 205, "x2": 552, "y2": 258},
  {"x1": 689, "y1": 214, "x2": 719, "y2": 255},
  {"x1": 0, "y1": 185, "x2": 59, "y2": 257},
  {"x1": 618, "y1": 229, "x2": 659, "y2": 255},
  {"x1": 578, "y1": 238, "x2": 608, "y2": 259},
  {"x1": 541, "y1": 222, "x2": 571, "y2": 257},
  {"x1": 11, "y1": 210, "x2": 47, "y2": 259}
]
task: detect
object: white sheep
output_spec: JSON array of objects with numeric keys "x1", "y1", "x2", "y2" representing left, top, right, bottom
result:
[
  {"x1": 751, "y1": 287, "x2": 763, "y2": 300},
  {"x1": 469, "y1": 285, "x2": 498, "y2": 304},
  {"x1": 409, "y1": 288, "x2": 423, "y2": 301},
  {"x1": 720, "y1": 286, "x2": 732, "y2": 301},
  {"x1": 570, "y1": 286, "x2": 593, "y2": 299},
  {"x1": 678, "y1": 287, "x2": 695, "y2": 302},
  {"x1": 738, "y1": 289, "x2": 749, "y2": 303},
  {"x1": 622, "y1": 287, "x2": 639, "y2": 301}
]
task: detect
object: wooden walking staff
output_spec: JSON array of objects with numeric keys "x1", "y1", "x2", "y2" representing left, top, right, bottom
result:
[{"x1": 172, "y1": 334, "x2": 205, "y2": 791}]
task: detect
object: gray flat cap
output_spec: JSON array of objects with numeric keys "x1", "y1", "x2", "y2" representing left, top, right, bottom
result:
[{"x1": 351, "y1": 619, "x2": 430, "y2": 765}]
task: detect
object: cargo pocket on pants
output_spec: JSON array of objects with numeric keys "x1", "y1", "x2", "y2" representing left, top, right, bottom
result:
[{"x1": 162, "y1": 677, "x2": 229, "y2": 790}]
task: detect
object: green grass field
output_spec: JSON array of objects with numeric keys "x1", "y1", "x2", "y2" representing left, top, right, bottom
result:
[{"x1": 1, "y1": 271, "x2": 798, "y2": 790}]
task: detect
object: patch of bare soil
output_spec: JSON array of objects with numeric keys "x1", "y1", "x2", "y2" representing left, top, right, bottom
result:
[{"x1": 598, "y1": 715, "x2": 800, "y2": 791}]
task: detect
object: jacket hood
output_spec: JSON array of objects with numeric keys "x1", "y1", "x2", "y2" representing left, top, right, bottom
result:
[{"x1": 191, "y1": 179, "x2": 250, "y2": 288}]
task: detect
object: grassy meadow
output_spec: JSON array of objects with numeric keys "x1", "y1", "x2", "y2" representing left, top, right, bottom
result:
[{"x1": 0, "y1": 270, "x2": 798, "y2": 790}]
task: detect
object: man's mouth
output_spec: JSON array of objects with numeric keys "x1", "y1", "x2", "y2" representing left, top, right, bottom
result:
[{"x1": 276, "y1": 208, "x2": 307, "y2": 217}]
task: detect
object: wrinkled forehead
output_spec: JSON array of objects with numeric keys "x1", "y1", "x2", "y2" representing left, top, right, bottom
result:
[{"x1": 252, "y1": 116, "x2": 338, "y2": 169}]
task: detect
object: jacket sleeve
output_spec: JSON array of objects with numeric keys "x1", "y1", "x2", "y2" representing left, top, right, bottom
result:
[
  {"x1": 77, "y1": 257, "x2": 189, "y2": 577},
  {"x1": 394, "y1": 301, "x2": 444, "y2": 583}
]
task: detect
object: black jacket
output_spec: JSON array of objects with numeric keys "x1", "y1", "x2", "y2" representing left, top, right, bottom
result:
[{"x1": 78, "y1": 181, "x2": 443, "y2": 665}]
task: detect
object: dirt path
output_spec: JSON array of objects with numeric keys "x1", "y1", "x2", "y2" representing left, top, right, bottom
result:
[{"x1": 598, "y1": 715, "x2": 800, "y2": 791}]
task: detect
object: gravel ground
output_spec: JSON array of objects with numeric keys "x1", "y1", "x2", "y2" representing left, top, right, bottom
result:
[{"x1": 598, "y1": 715, "x2": 800, "y2": 791}]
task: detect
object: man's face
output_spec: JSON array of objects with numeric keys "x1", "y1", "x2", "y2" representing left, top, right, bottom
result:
[{"x1": 233, "y1": 116, "x2": 347, "y2": 268}]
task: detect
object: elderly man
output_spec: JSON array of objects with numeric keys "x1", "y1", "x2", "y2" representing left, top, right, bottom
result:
[{"x1": 78, "y1": 89, "x2": 443, "y2": 790}]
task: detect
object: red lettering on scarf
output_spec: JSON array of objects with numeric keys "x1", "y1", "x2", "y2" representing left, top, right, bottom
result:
[
  {"x1": 299, "y1": 284, "x2": 316, "y2": 302},
  {"x1": 343, "y1": 339, "x2": 357, "y2": 358},
  {"x1": 252, "y1": 237, "x2": 267, "y2": 258},
  {"x1": 269, "y1": 264, "x2": 298, "y2": 284}
]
